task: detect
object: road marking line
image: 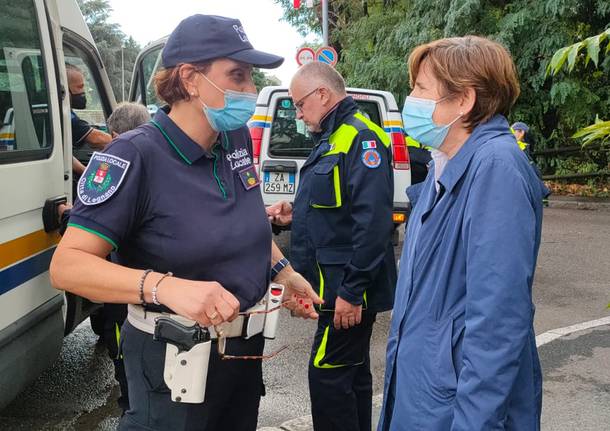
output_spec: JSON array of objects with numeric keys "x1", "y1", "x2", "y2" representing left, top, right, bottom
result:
[
  {"x1": 536, "y1": 315, "x2": 610, "y2": 347},
  {"x1": 259, "y1": 318, "x2": 610, "y2": 430}
]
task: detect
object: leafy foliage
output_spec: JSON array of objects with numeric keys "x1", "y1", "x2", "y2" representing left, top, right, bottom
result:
[
  {"x1": 547, "y1": 28, "x2": 610, "y2": 74},
  {"x1": 77, "y1": 0, "x2": 141, "y2": 101},
  {"x1": 276, "y1": 0, "x2": 610, "y2": 177},
  {"x1": 253, "y1": 69, "x2": 281, "y2": 91}
]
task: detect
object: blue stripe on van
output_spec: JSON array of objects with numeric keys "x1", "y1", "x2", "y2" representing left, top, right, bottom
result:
[
  {"x1": 249, "y1": 121, "x2": 271, "y2": 128},
  {"x1": 0, "y1": 247, "x2": 56, "y2": 296}
]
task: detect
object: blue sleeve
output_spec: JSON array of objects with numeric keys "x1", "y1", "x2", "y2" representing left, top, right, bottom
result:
[
  {"x1": 71, "y1": 111, "x2": 93, "y2": 147},
  {"x1": 337, "y1": 130, "x2": 394, "y2": 305},
  {"x1": 68, "y1": 138, "x2": 148, "y2": 250},
  {"x1": 452, "y1": 158, "x2": 538, "y2": 430}
]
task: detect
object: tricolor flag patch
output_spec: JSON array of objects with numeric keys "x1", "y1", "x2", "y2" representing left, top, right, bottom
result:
[{"x1": 362, "y1": 140, "x2": 377, "y2": 149}]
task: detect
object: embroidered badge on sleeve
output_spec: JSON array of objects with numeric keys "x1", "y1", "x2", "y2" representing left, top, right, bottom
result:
[
  {"x1": 77, "y1": 152, "x2": 131, "y2": 205},
  {"x1": 361, "y1": 148, "x2": 381, "y2": 169}
]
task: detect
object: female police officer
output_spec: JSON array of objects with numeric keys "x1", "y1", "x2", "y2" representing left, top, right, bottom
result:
[{"x1": 50, "y1": 14, "x2": 320, "y2": 431}]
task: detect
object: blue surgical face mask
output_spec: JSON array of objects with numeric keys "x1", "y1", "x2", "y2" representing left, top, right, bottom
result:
[
  {"x1": 199, "y1": 74, "x2": 257, "y2": 132},
  {"x1": 402, "y1": 95, "x2": 462, "y2": 149}
]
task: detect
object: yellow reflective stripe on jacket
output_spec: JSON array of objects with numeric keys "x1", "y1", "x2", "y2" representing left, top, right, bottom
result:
[
  {"x1": 115, "y1": 323, "x2": 122, "y2": 359},
  {"x1": 324, "y1": 111, "x2": 390, "y2": 157},
  {"x1": 318, "y1": 263, "x2": 325, "y2": 302},
  {"x1": 311, "y1": 165, "x2": 342, "y2": 208},
  {"x1": 353, "y1": 112, "x2": 390, "y2": 147},
  {"x1": 313, "y1": 325, "x2": 348, "y2": 369},
  {"x1": 406, "y1": 135, "x2": 420, "y2": 148},
  {"x1": 325, "y1": 124, "x2": 359, "y2": 156}
]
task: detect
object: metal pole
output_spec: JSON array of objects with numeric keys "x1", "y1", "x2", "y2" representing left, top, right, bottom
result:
[
  {"x1": 322, "y1": 0, "x2": 328, "y2": 46},
  {"x1": 121, "y1": 46, "x2": 125, "y2": 102}
]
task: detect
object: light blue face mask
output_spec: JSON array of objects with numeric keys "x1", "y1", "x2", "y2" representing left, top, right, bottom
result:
[
  {"x1": 401, "y1": 95, "x2": 462, "y2": 149},
  {"x1": 199, "y1": 74, "x2": 257, "y2": 132}
]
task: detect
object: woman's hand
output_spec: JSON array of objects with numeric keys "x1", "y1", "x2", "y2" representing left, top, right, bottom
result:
[
  {"x1": 266, "y1": 200, "x2": 293, "y2": 226},
  {"x1": 275, "y1": 270, "x2": 323, "y2": 319},
  {"x1": 157, "y1": 278, "x2": 240, "y2": 327}
]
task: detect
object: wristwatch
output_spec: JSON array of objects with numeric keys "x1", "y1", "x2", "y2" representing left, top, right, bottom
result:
[{"x1": 270, "y1": 258, "x2": 290, "y2": 280}]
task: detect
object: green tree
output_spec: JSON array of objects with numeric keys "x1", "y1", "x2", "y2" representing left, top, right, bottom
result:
[
  {"x1": 77, "y1": 0, "x2": 141, "y2": 101},
  {"x1": 548, "y1": 29, "x2": 610, "y2": 147},
  {"x1": 276, "y1": 0, "x2": 610, "y2": 176},
  {"x1": 253, "y1": 69, "x2": 281, "y2": 91}
]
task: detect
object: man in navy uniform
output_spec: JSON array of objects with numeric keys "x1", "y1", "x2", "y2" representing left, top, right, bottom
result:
[{"x1": 268, "y1": 62, "x2": 396, "y2": 431}]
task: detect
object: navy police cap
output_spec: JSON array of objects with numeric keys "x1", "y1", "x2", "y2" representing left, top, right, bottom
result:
[{"x1": 162, "y1": 14, "x2": 284, "y2": 69}]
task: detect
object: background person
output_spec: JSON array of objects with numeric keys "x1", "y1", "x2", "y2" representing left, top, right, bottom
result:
[{"x1": 269, "y1": 61, "x2": 396, "y2": 431}]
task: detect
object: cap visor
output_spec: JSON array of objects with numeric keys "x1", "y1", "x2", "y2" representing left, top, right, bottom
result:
[{"x1": 228, "y1": 49, "x2": 284, "y2": 69}]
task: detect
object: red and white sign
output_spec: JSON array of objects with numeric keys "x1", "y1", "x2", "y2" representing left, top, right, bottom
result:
[
  {"x1": 296, "y1": 47, "x2": 316, "y2": 66},
  {"x1": 293, "y1": 0, "x2": 314, "y2": 8}
]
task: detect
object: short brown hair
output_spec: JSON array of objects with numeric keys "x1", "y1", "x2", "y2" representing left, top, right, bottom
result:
[
  {"x1": 154, "y1": 62, "x2": 211, "y2": 106},
  {"x1": 408, "y1": 36, "x2": 520, "y2": 131}
]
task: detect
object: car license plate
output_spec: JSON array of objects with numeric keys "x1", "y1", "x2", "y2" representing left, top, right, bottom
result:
[{"x1": 264, "y1": 171, "x2": 295, "y2": 194}]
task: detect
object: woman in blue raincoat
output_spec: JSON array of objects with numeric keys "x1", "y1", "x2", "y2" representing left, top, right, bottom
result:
[{"x1": 379, "y1": 36, "x2": 548, "y2": 431}]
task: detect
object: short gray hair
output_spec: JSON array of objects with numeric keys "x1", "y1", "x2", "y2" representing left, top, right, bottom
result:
[
  {"x1": 292, "y1": 62, "x2": 346, "y2": 96},
  {"x1": 107, "y1": 102, "x2": 150, "y2": 135}
]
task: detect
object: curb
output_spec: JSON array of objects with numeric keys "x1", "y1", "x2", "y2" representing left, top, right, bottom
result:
[{"x1": 547, "y1": 197, "x2": 610, "y2": 211}]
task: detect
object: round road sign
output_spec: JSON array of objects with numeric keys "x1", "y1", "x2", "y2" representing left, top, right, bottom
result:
[
  {"x1": 316, "y1": 46, "x2": 338, "y2": 67},
  {"x1": 296, "y1": 47, "x2": 316, "y2": 66}
]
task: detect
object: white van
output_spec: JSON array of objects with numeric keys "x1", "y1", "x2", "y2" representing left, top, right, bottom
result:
[
  {"x1": 250, "y1": 86, "x2": 411, "y2": 226},
  {"x1": 0, "y1": 0, "x2": 115, "y2": 409},
  {"x1": 130, "y1": 41, "x2": 412, "y2": 229}
]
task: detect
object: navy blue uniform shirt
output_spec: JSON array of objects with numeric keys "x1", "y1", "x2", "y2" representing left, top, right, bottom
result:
[
  {"x1": 290, "y1": 97, "x2": 396, "y2": 313},
  {"x1": 69, "y1": 107, "x2": 271, "y2": 311},
  {"x1": 71, "y1": 110, "x2": 93, "y2": 148}
]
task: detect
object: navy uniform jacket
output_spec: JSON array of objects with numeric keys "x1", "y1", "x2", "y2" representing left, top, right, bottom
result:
[
  {"x1": 69, "y1": 107, "x2": 271, "y2": 312},
  {"x1": 290, "y1": 97, "x2": 396, "y2": 313}
]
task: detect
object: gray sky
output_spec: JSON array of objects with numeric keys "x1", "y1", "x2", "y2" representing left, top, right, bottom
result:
[{"x1": 108, "y1": 0, "x2": 318, "y2": 85}]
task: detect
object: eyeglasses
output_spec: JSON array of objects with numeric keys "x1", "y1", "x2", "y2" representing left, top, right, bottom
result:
[
  {"x1": 214, "y1": 301, "x2": 289, "y2": 360},
  {"x1": 293, "y1": 88, "x2": 319, "y2": 112}
]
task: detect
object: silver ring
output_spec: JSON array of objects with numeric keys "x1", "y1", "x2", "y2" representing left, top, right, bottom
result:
[{"x1": 209, "y1": 311, "x2": 219, "y2": 320}]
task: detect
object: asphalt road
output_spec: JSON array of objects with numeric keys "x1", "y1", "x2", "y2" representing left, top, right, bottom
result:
[{"x1": 0, "y1": 207, "x2": 608, "y2": 430}]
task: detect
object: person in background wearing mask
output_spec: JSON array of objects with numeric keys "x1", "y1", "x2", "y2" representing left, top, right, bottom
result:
[
  {"x1": 65, "y1": 63, "x2": 112, "y2": 175},
  {"x1": 51, "y1": 15, "x2": 321, "y2": 431},
  {"x1": 378, "y1": 36, "x2": 549, "y2": 431},
  {"x1": 268, "y1": 62, "x2": 396, "y2": 431}
]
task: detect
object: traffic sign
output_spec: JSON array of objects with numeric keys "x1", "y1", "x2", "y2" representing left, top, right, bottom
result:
[
  {"x1": 316, "y1": 46, "x2": 338, "y2": 67},
  {"x1": 296, "y1": 47, "x2": 315, "y2": 66}
]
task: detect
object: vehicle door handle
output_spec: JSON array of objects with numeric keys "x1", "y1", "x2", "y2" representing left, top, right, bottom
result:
[{"x1": 42, "y1": 195, "x2": 68, "y2": 233}]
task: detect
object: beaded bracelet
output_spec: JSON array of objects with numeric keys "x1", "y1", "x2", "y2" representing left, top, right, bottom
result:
[
  {"x1": 139, "y1": 269, "x2": 153, "y2": 306},
  {"x1": 152, "y1": 272, "x2": 173, "y2": 306}
]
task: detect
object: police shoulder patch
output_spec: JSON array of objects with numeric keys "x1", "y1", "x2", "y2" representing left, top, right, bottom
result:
[
  {"x1": 77, "y1": 151, "x2": 131, "y2": 206},
  {"x1": 361, "y1": 149, "x2": 381, "y2": 169}
]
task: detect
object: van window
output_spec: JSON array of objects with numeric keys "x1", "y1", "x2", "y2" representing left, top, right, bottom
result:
[
  {"x1": 64, "y1": 43, "x2": 109, "y2": 164},
  {"x1": 133, "y1": 46, "x2": 163, "y2": 114},
  {"x1": 0, "y1": 0, "x2": 52, "y2": 163},
  {"x1": 268, "y1": 97, "x2": 382, "y2": 158}
]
